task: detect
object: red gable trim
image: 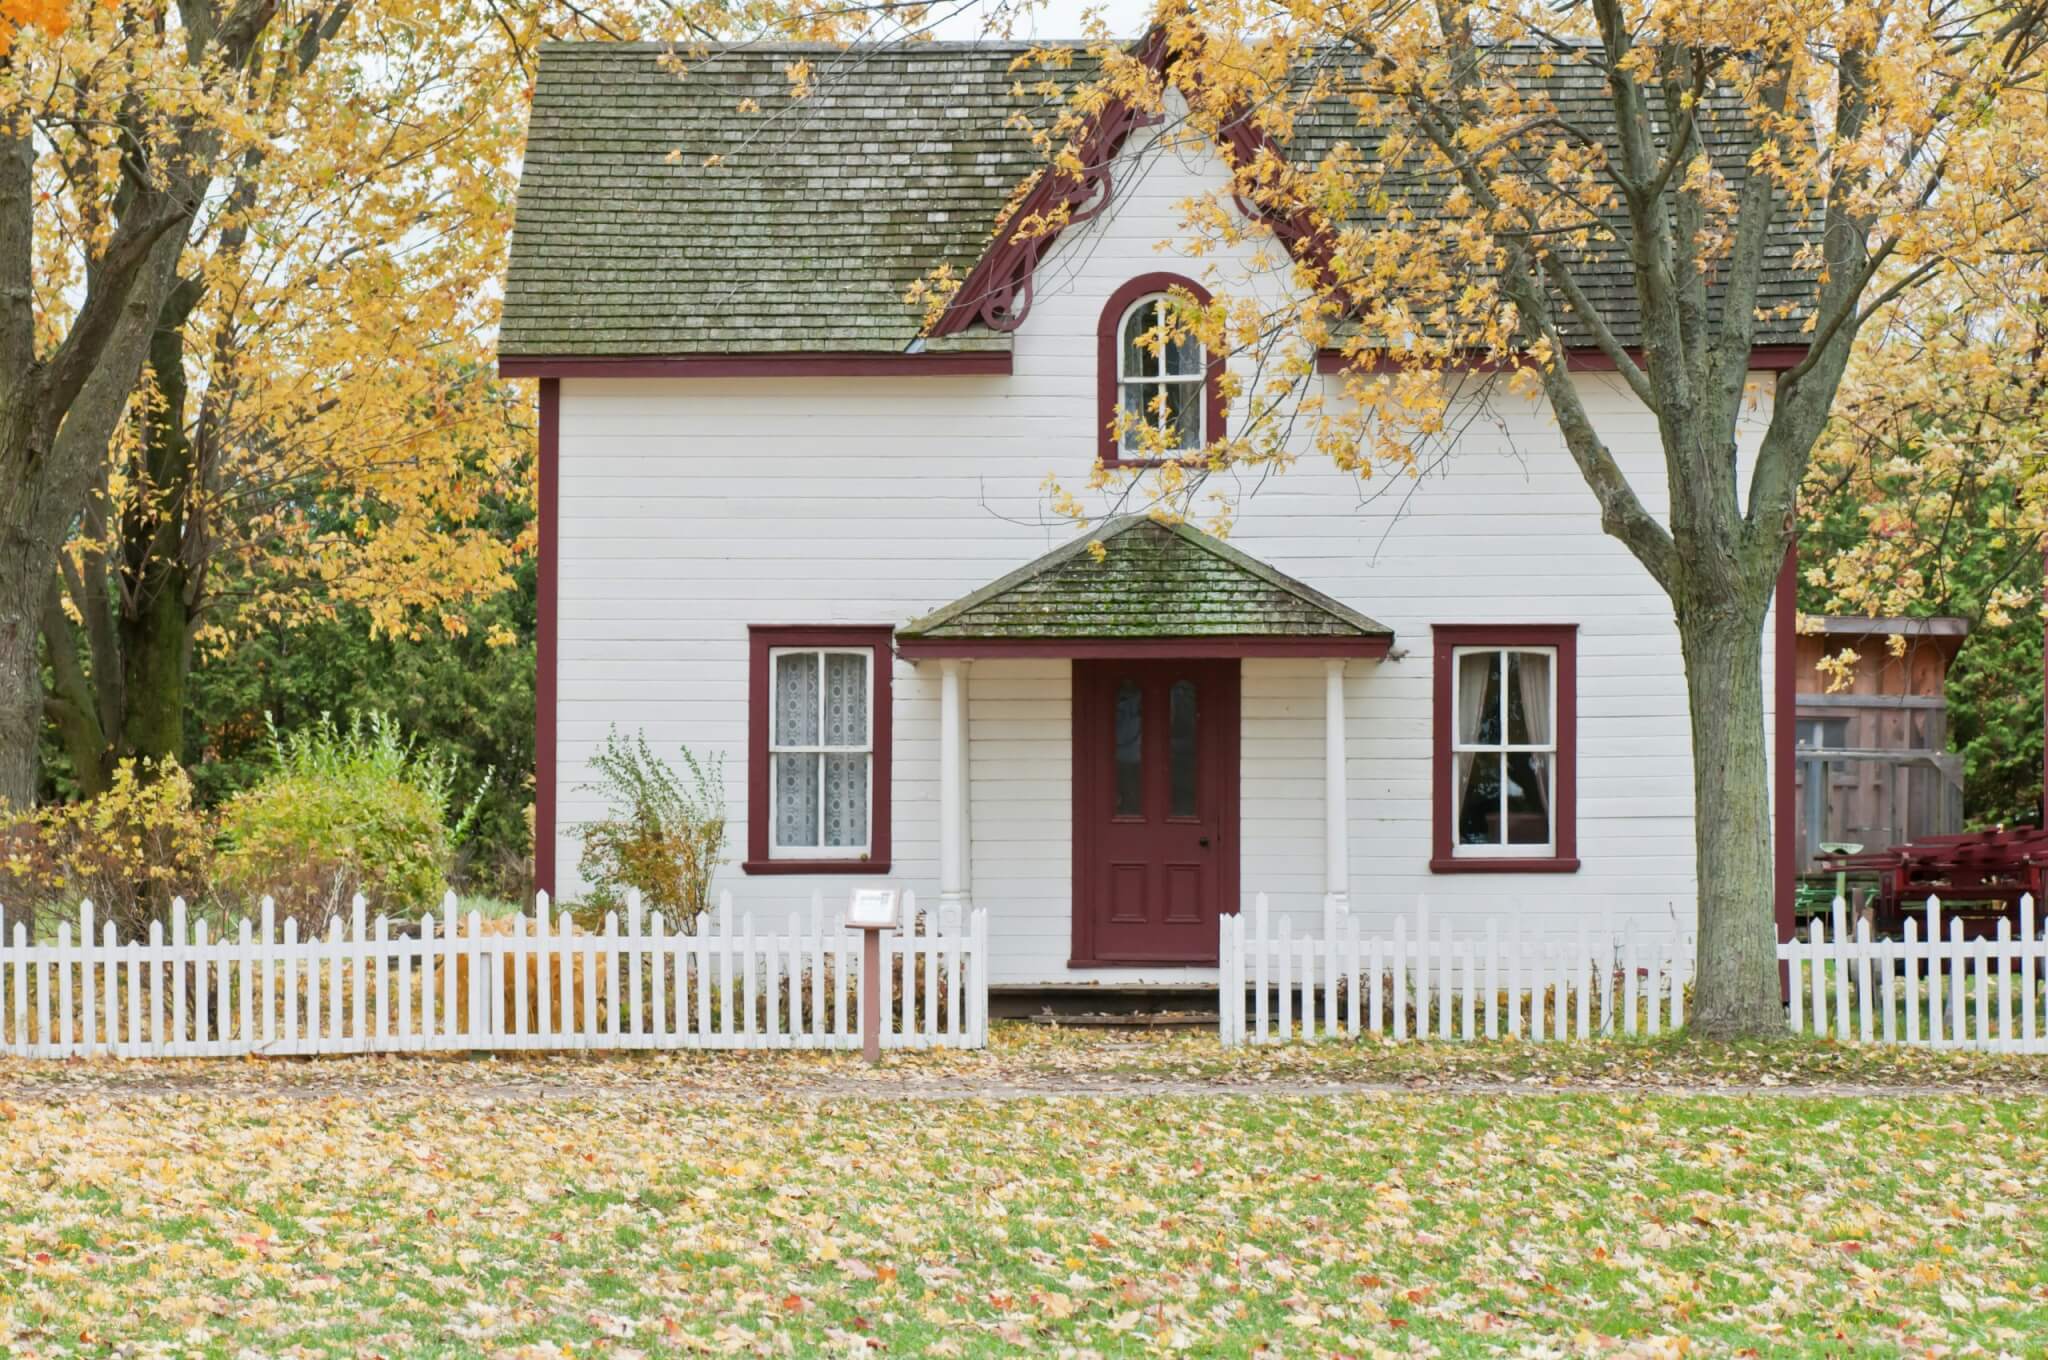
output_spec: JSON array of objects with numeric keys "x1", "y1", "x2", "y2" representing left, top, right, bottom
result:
[
  {"x1": 499, "y1": 352, "x2": 1011, "y2": 379},
  {"x1": 1315, "y1": 344, "x2": 1811, "y2": 375},
  {"x1": 926, "y1": 30, "x2": 1336, "y2": 340},
  {"x1": 927, "y1": 28, "x2": 1173, "y2": 337}
]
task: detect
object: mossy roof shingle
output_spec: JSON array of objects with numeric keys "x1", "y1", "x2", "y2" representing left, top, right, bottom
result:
[
  {"x1": 501, "y1": 41, "x2": 1819, "y2": 358},
  {"x1": 896, "y1": 517, "x2": 1393, "y2": 642}
]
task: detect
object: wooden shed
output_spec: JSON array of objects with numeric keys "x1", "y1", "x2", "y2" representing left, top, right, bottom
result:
[{"x1": 1793, "y1": 617, "x2": 1968, "y2": 875}]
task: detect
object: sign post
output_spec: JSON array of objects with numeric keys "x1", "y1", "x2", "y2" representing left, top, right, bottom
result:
[{"x1": 846, "y1": 888, "x2": 899, "y2": 1063}]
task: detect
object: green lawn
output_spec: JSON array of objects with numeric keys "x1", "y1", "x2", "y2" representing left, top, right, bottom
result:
[{"x1": 3, "y1": 1036, "x2": 2046, "y2": 1355}]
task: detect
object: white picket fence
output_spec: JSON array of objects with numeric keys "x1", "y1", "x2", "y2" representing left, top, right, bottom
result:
[
  {"x1": 1219, "y1": 895, "x2": 1695, "y2": 1046},
  {"x1": 0, "y1": 890, "x2": 988, "y2": 1059},
  {"x1": 1223, "y1": 892, "x2": 2048, "y2": 1051},
  {"x1": 1783, "y1": 895, "x2": 2048, "y2": 1052}
]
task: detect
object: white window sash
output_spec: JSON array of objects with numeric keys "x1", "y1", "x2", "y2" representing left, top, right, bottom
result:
[
  {"x1": 1448, "y1": 644, "x2": 1558, "y2": 856},
  {"x1": 1117, "y1": 294, "x2": 1205, "y2": 449},
  {"x1": 767, "y1": 646, "x2": 874, "y2": 858}
]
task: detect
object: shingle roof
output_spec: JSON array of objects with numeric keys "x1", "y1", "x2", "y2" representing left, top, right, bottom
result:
[
  {"x1": 1286, "y1": 45, "x2": 1819, "y2": 350},
  {"x1": 502, "y1": 42, "x2": 1066, "y2": 358},
  {"x1": 501, "y1": 40, "x2": 1819, "y2": 359},
  {"x1": 896, "y1": 517, "x2": 1393, "y2": 642}
]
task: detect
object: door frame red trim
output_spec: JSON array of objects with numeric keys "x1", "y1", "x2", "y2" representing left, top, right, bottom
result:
[{"x1": 1069, "y1": 658, "x2": 1241, "y2": 967}]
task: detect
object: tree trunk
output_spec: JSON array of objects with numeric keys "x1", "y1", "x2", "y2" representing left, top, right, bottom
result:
[
  {"x1": 114, "y1": 288, "x2": 200, "y2": 769},
  {"x1": 0, "y1": 525, "x2": 50, "y2": 806},
  {"x1": 1676, "y1": 581, "x2": 1785, "y2": 1037}
]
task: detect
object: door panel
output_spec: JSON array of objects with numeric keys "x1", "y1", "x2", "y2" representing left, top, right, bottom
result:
[{"x1": 1072, "y1": 660, "x2": 1240, "y2": 964}]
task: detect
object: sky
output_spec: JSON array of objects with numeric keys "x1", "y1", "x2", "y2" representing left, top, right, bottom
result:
[{"x1": 923, "y1": 0, "x2": 1157, "y2": 42}]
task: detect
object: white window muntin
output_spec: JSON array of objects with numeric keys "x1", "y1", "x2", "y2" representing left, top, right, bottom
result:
[
  {"x1": 768, "y1": 646, "x2": 874, "y2": 859},
  {"x1": 1450, "y1": 644, "x2": 1557, "y2": 857},
  {"x1": 1118, "y1": 293, "x2": 1205, "y2": 453}
]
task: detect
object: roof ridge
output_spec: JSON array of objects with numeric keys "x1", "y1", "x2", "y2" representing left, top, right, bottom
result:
[{"x1": 536, "y1": 39, "x2": 1090, "y2": 53}]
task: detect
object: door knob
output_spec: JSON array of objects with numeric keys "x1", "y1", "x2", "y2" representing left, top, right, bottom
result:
[{"x1": 1199, "y1": 837, "x2": 1212, "y2": 848}]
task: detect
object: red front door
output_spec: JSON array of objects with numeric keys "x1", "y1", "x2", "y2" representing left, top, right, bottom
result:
[{"x1": 1072, "y1": 660, "x2": 1240, "y2": 965}]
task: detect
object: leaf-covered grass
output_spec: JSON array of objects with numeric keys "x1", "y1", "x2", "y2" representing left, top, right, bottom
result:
[{"x1": 3, "y1": 1033, "x2": 2047, "y2": 1354}]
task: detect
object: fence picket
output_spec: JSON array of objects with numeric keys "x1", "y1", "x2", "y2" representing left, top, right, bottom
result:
[{"x1": 2025, "y1": 896, "x2": 2039, "y2": 1050}]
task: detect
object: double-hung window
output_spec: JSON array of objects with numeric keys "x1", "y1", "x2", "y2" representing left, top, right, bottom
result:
[
  {"x1": 1431, "y1": 625, "x2": 1578, "y2": 872},
  {"x1": 1117, "y1": 294, "x2": 1207, "y2": 455},
  {"x1": 1096, "y1": 273, "x2": 1223, "y2": 466},
  {"x1": 745, "y1": 626, "x2": 892, "y2": 873}
]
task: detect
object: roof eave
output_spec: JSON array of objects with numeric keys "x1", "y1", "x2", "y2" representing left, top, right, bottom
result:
[{"x1": 895, "y1": 635, "x2": 1394, "y2": 659}]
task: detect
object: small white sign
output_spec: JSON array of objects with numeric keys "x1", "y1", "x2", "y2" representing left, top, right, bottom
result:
[{"x1": 847, "y1": 888, "x2": 899, "y2": 930}]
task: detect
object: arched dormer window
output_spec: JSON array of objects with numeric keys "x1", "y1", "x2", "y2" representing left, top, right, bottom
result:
[{"x1": 1097, "y1": 273, "x2": 1224, "y2": 467}]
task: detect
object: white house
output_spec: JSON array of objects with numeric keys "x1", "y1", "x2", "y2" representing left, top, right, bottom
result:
[{"x1": 498, "y1": 39, "x2": 1807, "y2": 988}]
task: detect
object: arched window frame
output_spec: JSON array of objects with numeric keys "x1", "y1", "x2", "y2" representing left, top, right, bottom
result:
[{"x1": 1096, "y1": 273, "x2": 1226, "y2": 468}]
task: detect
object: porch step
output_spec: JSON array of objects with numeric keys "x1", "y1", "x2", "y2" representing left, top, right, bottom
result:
[{"x1": 1023, "y1": 1010, "x2": 1220, "y2": 1029}]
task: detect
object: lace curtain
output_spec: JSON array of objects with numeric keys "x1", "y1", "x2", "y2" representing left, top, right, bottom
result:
[{"x1": 773, "y1": 650, "x2": 868, "y2": 850}]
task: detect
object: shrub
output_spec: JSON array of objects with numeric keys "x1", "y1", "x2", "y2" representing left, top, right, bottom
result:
[
  {"x1": 0, "y1": 758, "x2": 214, "y2": 940},
  {"x1": 215, "y1": 712, "x2": 486, "y2": 930},
  {"x1": 576, "y1": 730, "x2": 726, "y2": 932}
]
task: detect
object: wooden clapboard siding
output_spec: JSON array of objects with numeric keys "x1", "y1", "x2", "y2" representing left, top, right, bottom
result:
[{"x1": 549, "y1": 112, "x2": 1787, "y2": 985}]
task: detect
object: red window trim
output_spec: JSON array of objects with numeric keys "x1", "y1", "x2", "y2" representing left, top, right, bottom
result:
[
  {"x1": 744, "y1": 625, "x2": 894, "y2": 876},
  {"x1": 1097, "y1": 273, "x2": 1227, "y2": 469},
  {"x1": 1430, "y1": 624, "x2": 1579, "y2": 874}
]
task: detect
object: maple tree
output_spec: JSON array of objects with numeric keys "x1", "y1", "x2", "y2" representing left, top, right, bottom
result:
[
  {"x1": 1, "y1": 0, "x2": 288, "y2": 808},
  {"x1": 31, "y1": 0, "x2": 535, "y2": 796},
  {"x1": 1801, "y1": 278, "x2": 2048, "y2": 824},
  {"x1": 1030, "y1": 1, "x2": 2048, "y2": 1034},
  {"x1": 6, "y1": 0, "x2": 1014, "y2": 805}
]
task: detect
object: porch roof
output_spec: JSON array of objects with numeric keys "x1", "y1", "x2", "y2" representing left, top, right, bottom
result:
[{"x1": 895, "y1": 517, "x2": 1393, "y2": 658}]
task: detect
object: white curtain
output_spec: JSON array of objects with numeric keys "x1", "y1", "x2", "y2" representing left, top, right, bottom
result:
[
  {"x1": 774, "y1": 654, "x2": 821, "y2": 847},
  {"x1": 1454, "y1": 651, "x2": 1494, "y2": 832},
  {"x1": 1512, "y1": 651, "x2": 1553, "y2": 831},
  {"x1": 821, "y1": 653, "x2": 868, "y2": 848}
]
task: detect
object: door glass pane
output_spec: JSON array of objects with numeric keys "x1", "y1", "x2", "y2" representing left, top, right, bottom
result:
[
  {"x1": 823, "y1": 652, "x2": 866, "y2": 746},
  {"x1": 1169, "y1": 679, "x2": 1198, "y2": 818},
  {"x1": 1114, "y1": 682, "x2": 1143, "y2": 816},
  {"x1": 774, "y1": 652, "x2": 820, "y2": 746},
  {"x1": 1505, "y1": 751, "x2": 1551, "y2": 845},
  {"x1": 775, "y1": 752, "x2": 820, "y2": 848}
]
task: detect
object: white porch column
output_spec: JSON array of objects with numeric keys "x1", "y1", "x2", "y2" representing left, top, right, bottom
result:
[
  {"x1": 939, "y1": 659, "x2": 971, "y2": 914},
  {"x1": 1324, "y1": 658, "x2": 1350, "y2": 916}
]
